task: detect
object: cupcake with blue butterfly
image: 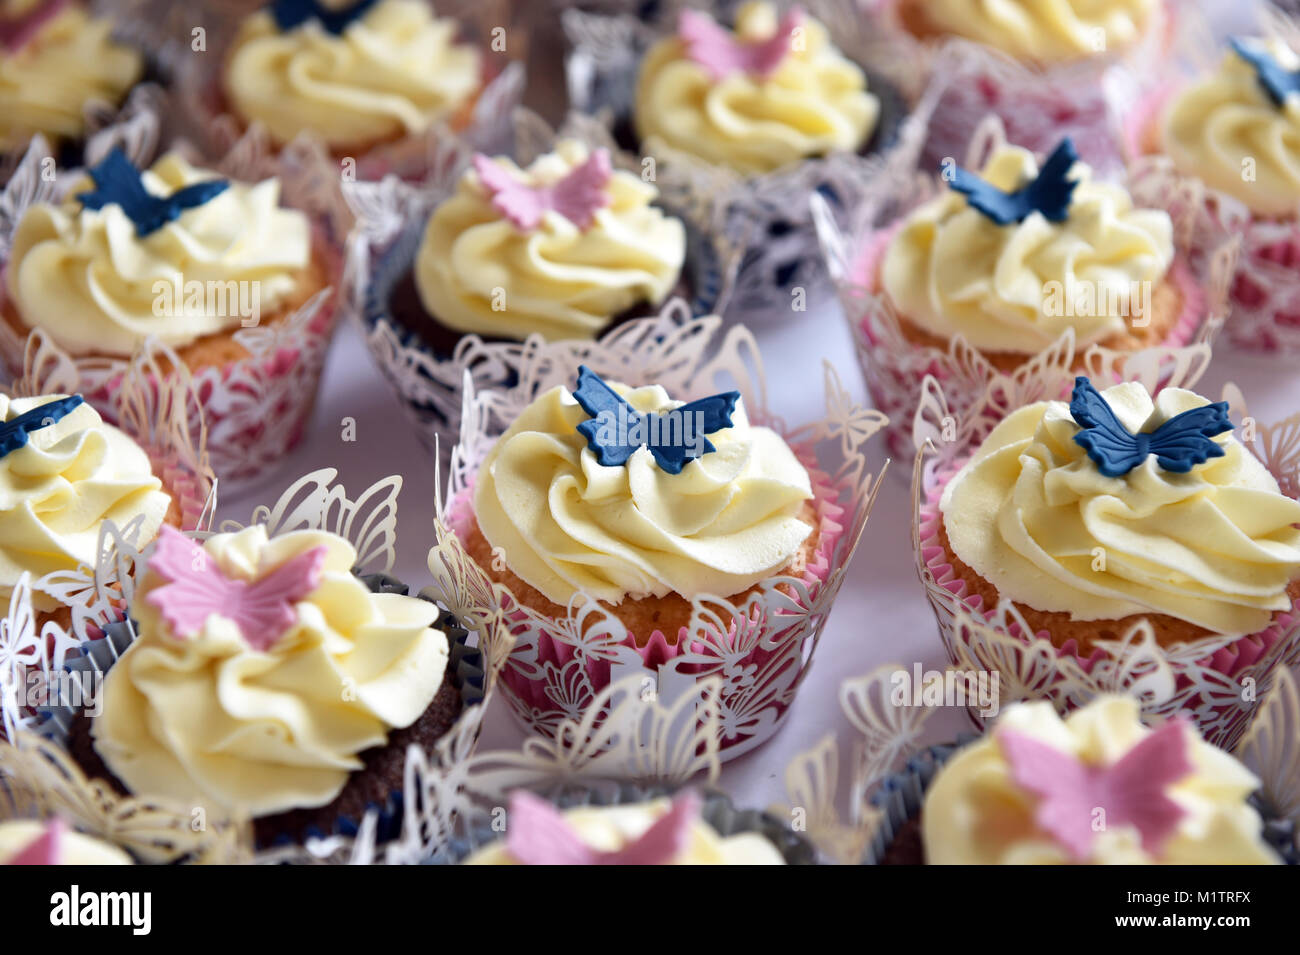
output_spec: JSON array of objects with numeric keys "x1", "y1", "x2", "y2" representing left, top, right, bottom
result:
[{"x1": 915, "y1": 374, "x2": 1300, "y2": 746}]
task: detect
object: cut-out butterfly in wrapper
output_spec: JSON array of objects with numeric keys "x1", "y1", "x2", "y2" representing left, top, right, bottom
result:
[
  {"x1": 1229, "y1": 36, "x2": 1300, "y2": 109},
  {"x1": 78, "y1": 148, "x2": 228, "y2": 238},
  {"x1": 145, "y1": 526, "x2": 327, "y2": 651},
  {"x1": 473, "y1": 150, "x2": 612, "y2": 232},
  {"x1": 949, "y1": 138, "x2": 1079, "y2": 225},
  {"x1": 0, "y1": 395, "x2": 83, "y2": 459},
  {"x1": 270, "y1": 0, "x2": 379, "y2": 35},
  {"x1": 572, "y1": 365, "x2": 740, "y2": 476},
  {"x1": 1069, "y1": 377, "x2": 1233, "y2": 479},
  {"x1": 678, "y1": 6, "x2": 803, "y2": 82},
  {"x1": 504, "y1": 790, "x2": 699, "y2": 866}
]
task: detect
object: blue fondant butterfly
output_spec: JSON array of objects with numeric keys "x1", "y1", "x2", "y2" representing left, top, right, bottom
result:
[
  {"x1": 572, "y1": 366, "x2": 740, "y2": 475},
  {"x1": 270, "y1": 0, "x2": 380, "y2": 34},
  {"x1": 78, "y1": 149, "x2": 228, "y2": 238},
  {"x1": 1229, "y1": 37, "x2": 1300, "y2": 108},
  {"x1": 1069, "y1": 377, "x2": 1233, "y2": 479},
  {"x1": 0, "y1": 395, "x2": 84, "y2": 459},
  {"x1": 949, "y1": 138, "x2": 1080, "y2": 225}
]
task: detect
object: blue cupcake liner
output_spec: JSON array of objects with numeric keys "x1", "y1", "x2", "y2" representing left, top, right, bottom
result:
[
  {"x1": 37, "y1": 572, "x2": 483, "y2": 849},
  {"x1": 862, "y1": 737, "x2": 1298, "y2": 865},
  {"x1": 429, "y1": 782, "x2": 819, "y2": 865}
]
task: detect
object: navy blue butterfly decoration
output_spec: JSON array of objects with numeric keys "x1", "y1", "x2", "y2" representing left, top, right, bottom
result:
[
  {"x1": 78, "y1": 149, "x2": 228, "y2": 238},
  {"x1": 1069, "y1": 377, "x2": 1233, "y2": 478},
  {"x1": 949, "y1": 138, "x2": 1080, "y2": 225},
  {"x1": 269, "y1": 0, "x2": 380, "y2": 34},
  {"x1": 0, "y1": 395, "x2": 84, "y2": 460},
  {"x1": 1230, "y1": 37, "x2": 1300, "y2": 108},
  {"x1": 572, "y1": 366, "x2": 740, "y2": 475}
]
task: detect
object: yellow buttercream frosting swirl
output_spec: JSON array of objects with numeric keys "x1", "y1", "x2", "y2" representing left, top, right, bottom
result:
[
  {"x1": 0, "y1": 394, "x2": 170, "y2": 613},
  {"x1": 635, "y1": 1, "x2": 878, "y2": 176},
  {"x1": 464, "y1": 798, "x2": 786, "y2": 865},
  {"x1": 0, "y1": 820, "x2": 133, "y2": 864},
  {"x1": 223, "y1": 0, "x2": 480, "y2": 149},
  {"x1": 918, "y1": 0, "x2": 1157, "y2": 63},
  {"x1": 940, "y1": 381, "x2": 1300, "y2": 635},
  {"x1": 1162, "y1": 38, "x2": 1300, "y2": 218},
  {"x1": 92, "y1": 525, "x2": 450, "y2": 817},
  {"x1": 0, "y1": 1, "x2": 143, "y2": 152},
  {"x1": 414, "y1": 140, "x2": 685, "y2": 342},
  {"x1": 881, "y1": 144, "x2": 1174, "y2": 354},
  {"x1": 471, "y1": 380, "x2": 814, "y2": 606},
  {"x1": 6, "y1": 152, "x2": 312, "y2": 357},
  {"x1": 922, "y1": 697, "x2": 1279, "y2": 864}
]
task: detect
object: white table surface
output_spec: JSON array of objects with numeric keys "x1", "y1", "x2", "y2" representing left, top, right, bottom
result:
[{"x1": 218, "y1": 0, "x2": 1295, "y2": 814}]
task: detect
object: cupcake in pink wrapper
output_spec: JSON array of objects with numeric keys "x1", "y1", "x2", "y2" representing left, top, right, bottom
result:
[
  {"x1": 0, "y1": 120, "x2": 348, "y2": 484},
  {"x1": 172, "y1": 0, "x2": 523, "y2": 182},
  {"x1": 429, "y1": 309, "x2": 887, "y2": 761},
  {"x1": 867, "y1": 0, "x2": 1180, "y2": 175},
  {"x1": 814, "y1": 119, "x2": 1233, "y2": 461},
  {"x1": 1122, "y1": 26, "x2": 1300, "y2": 353},
  {"x1": 912, "y1": 372, "x2": 1300, "y2": 749}
]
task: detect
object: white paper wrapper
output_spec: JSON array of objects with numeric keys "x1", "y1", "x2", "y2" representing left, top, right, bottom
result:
[
  {"x1": 166, "y1": 0, "x2": 525, "y2": 182},
  {"x1": 345, "y1": 108, "x2": 742, "y2": 456},
  {"x1": 562, "y1": 0, "x2": 934, "y2": 315},
  {"x1": 1114, "y1": 7, "x2": 1300, "y2": 354},
  {"x1": 0, "y1": 100, "x2": 352, "y2": 485},
  {"x1": 908, "y1": 372, "x2": 1300, "y2": 751},
  {"x1": 814, "y1": 114, "x2": 1238, "y2": 462},
  {"x1": 426, "y1": 306, "x2": 888, "y2": 765}
]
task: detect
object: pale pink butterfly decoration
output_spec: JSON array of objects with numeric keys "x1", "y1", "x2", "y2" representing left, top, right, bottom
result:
[
  {"x1": 145, "y1": 526, "x2": 327, "y2": 652},
  {"x1": 678, "y1": 6, "x2": 804, "y2": 82},
  {"x1": 473, "y1": 150, "x2": 613, "y2": 232},
  {"x1": 504, "y1": 790, "x2": 701, "y2": 865},
  {"x1": 998, "y1": 719, "x2": 1195, "y2": 862},
  {"x1": 6, "y1": 817, "x2": 66, "y2": 865}
]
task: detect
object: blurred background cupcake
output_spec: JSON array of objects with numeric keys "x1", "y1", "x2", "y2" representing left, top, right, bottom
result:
[{"x1": 867, "y1": 696, "x2": 1285, "y2": 865}]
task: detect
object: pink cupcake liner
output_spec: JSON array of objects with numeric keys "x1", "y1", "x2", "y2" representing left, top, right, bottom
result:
[
  {"x1": 454, "y1": 440, "x2": 848, "y2": 758},
  {"x1": 917, "y1": 452, "x2": 1300, "y2": 749}
]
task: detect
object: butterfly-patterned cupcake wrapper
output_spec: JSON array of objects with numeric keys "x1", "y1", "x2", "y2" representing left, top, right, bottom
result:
[{"x1": 429, "y1": 783, "x2": 819, "y2": 865}]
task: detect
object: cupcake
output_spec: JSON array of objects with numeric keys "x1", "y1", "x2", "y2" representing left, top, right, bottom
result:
[
  {"x1": 385, "y1": 139, "x2": 687, "y2": 354},
  {"x1": 0, "y1": 817, "x2": 132, "y2": 865},
  {"x1": 0, "y1": 393, "x2": 176, "y2": 625},
  {"x1": 0, "y1": 0, "x2": 143, "y2": 157},
  {"x1": 1, "y1": 147, "x2": 340, "y2": 480},
  {"x1": 878, "y1": 0, "x2": 1172, "y2": 172},
  {"x1": 871, "y1": 696, "x2": 1282, "y2": 865},
  {"x1": 458, "y1": 790, "x2": 794, "y2": 865},
  {"x1": 1137, "y1": 36, "x2": 1300, "y2": 351},
  {"x1": 842, "y1": 136, "x2": 1215, "y2": 456},
  {"x1": 634, "y1": 2, "x2": 880, "y2": 177},
  {"x1": 64, "y1": 524, "x2": 466, "y2": 845}
]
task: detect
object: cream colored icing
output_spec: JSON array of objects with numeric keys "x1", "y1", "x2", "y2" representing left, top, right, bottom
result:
[
  {"x1": 1162, "y1": 38, "x2": 1300, "y2": 218},
  {"x1": 880, "y1": 144, "x2": 1174, "y2": 354},
  {"x1": 918, "y1": 0, "x2": 1157, "y2": 63},
  {"x1": 470, "y1": 380, "x2": 814, "y2": 606},
  {"x1": 5, "y1": 151, "x2": 312, "y2": 357},
  {"x1": 0, "y1": 394, "x2": 170, "y2": 613},
  {"x1": 463, "y1": 798, "x2": 786, "y2": 865},
  {"x1": 223, "y1": 0, "x2": 480, "y2": 149},
  {"x1": 0, "y1": 2, "x2": 143, "y2": 152},
  {"x1": 922, "y1": 697, "x2": 1279, "y2": 864},
  {"x1": 940, "y1": 381, "x2": 1300, "y2": 635},
  {"x1": 92, "y1": 525, "x2": 450, "y2": 817},
  {"x1": 0, "y1": 820, "x2": 133, "y2": 864},
  {"x1": 635, "y1": 1, "x2": 878, "y2": 175},
  {"x1": 414, "y1": 140, "x2": 685, "y2": 342}
]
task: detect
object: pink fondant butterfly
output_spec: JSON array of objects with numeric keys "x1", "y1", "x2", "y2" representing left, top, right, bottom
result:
[
  {"x1": 0, "y1": 0, "x2": 68, "y2": 53},
  {"x1": 473, "y1": 150, "x2": 612, "y2": 232},
  {"x1": 145, "y1": 525, "x2": 327, "y2": 652},
  {"x1": 6, "y1": 817, "x2": 64, "y2": 865},
  {"x1": 506, "y1": 790, "x2": 700, "y2": 865},
  {"x1": 678, "y1": 6, "x2": 804, "y2": 82},
  {"x1": 999, "y1": 718, "x2": 1195, "y2": 862}
]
